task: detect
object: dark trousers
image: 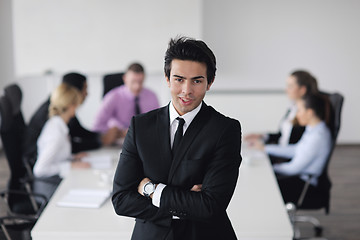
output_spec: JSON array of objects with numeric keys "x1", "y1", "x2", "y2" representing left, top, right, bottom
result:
[
  {"x1": 276, "y1": 175, "x2": 316, "y2": 204},
  {"x1": 165, "y1": 220, "x2": 188, "y2": 240}
]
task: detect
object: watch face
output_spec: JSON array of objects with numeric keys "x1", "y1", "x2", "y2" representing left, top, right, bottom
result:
[{"x1": 144, "y1": 183, "x2": 154, "y2": 194}]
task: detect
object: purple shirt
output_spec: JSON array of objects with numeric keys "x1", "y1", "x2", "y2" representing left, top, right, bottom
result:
[{"x1": 93, "y1": 85, "x2": 159, "y2": 132}]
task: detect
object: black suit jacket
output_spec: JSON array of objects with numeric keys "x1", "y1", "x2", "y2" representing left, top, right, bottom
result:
[
  {"x1": 112, "y1": 102, "x2": 242, "y2": 240},
  {"x1": 266, "y1": 108, "x2": 305, "y2": 145}
]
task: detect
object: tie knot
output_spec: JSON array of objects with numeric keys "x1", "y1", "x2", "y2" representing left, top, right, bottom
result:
[{"x1": 176, "y1": 117, "x2": 185, "y2": 127}]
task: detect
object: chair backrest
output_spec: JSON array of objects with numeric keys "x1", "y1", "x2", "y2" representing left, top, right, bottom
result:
[
  {"x1": 327, "y1": 93, "x2": 344, "y2": 142},
  {"x1": 320, "y1": 92, "x2": 344, "y2": 178},
  {"x1": 0, "y1": 96, "x2": 12, "y2": 132},
  {"x1": 0, "y1": 84, "x2": 27, "y2": 190},
  {"x1": 4, "y1": 84, "x2": 22, "y2": 116},
  {"x1": 103, "y1": 72, "x2": 124, "y2": 97}
]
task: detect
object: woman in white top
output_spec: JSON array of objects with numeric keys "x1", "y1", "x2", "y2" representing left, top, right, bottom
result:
[
  {"x1": 245, "y1": 70, "x2": 318, "y2": 147},
  {"x1": 258, "y1": 93, "x2": 332, "y2": 203},
  {"x1": 33, "y1": 83, "x2": 90, "y2": 179}
]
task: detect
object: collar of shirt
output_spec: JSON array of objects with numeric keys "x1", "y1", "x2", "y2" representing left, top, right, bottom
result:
[
  {"x1": 52, "y1": 115, "x2": 69, "y2": 135},
  {"x1": 169, "y1": 101, "x2": 202, "y2": 147},
  {"x1": 169, "y1": 101, "x2": 202, "y2": 133},
  {"x1": 304, "y1": 121, "x2": 327, "y2": 134},
  {"x1": 121, "y1": 85, "x2": 142, "y2": 100},
  {"x1": 287, "y1": 104, "x2": 298, "y2": 120}
]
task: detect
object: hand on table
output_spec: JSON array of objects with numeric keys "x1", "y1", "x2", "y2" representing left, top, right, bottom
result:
[
  {"x1": 71, "y1": 152, "x2": 91, "y2": 169},
  {"x1": 101, "y1": 127, "x2": 119, "y2": 145},
  {"x1": 244, "y1": 133, "x2": 263, "y2": 142},
  {"x1": 71, "y1": 161, "x2": 91, "y2": 169}
]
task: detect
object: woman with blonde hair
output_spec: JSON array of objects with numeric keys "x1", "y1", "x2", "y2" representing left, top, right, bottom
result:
[{"x1": 33, "y1": 83, "x2": 90, "y2": 179}]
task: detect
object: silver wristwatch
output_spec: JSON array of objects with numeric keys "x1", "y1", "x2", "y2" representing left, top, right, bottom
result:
[{"x1": 143, "y1": 181, "x2": 155, "y2": 197}]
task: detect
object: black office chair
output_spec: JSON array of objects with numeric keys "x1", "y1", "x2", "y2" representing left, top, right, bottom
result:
[
  {"x1": 0, "y1": 84, "x2": 48, "y2": 240},
  {"x1": 287, "y1": 92, "x2": 344, "y2": 239},
  {"x1": 103, "y1": 72, "x2": 124, "y2": 97}
]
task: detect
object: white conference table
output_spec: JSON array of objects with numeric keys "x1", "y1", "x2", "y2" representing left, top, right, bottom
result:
[{"x1": 31, "y1": 147, "x2": 293, "y2": 240}]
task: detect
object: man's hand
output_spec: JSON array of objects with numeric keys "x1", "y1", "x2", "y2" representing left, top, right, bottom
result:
[
  {"x1": 117, "y1": 128, "x2": 128, "y2": 138},
  {"x1": 249, "y1": 139, "x2": 265, "y2": 150},
  {"x1": 101, "y1": 127, "x2": 119, "y2": 145},
  {"x1": 191, "y1": 184, "x2": 202, "y2": 192},
  {"x1": 71, "y1": 161, "x2": 91, "y2": 169},
  {"x1": 138, "y1": 177, "x2": 151, "y2": 197}
]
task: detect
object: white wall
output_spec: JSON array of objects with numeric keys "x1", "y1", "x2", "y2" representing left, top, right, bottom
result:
[
  {"x1": 0, "y1": 0, "x2": 15, "y2": 90},
  {"x1": 203, "y1": 0, "x2": 360, "y2": 143},
  {"x1": 12, "y1": 0, "x2": 202, "y2": 76},
  {"x1": 3, "y1": 0, "x2": 359, "y2": 144}
]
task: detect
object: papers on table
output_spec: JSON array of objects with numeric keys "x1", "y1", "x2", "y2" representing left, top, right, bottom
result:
[
  {"x1": 57, "y1": 188, "x2": 111, "y2": 209},
  {"x1": 82, "y1": 155, "x2": 113, "y2": 169}
]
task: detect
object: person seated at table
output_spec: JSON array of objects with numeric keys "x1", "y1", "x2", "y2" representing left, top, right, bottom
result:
[
  {"x1": 245, "y1": 70, "x2": 318, "y2": 147},
  {"x1": 252, "y1": 93, "x2": 332, "y2": 204},
  {"x1": 92, "y1": 63, "x2": 160, "y2": 144},
  {"x1": 33, "y1": 83, "x2": 91, "y2": 180},
  {"x1": 23, "y1": 72, "x2": 117, "y2": 168}
]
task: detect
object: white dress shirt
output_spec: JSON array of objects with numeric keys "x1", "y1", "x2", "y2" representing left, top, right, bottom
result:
[
  {"x1": 152, "y1": 101, "x2": 202, "y2": 208},
  {"x1": 33, "y1": 115, "x2": 72, "y2": 178},
  {"x1": 278, "y1": 104, "x2": 298, "y2": 146},
  {"x1": 265, "y1": 121, "x2": 332, "y2": 186}
]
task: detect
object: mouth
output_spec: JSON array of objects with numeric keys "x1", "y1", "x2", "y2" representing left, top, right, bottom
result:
[{"x1": 179, "y1": 97, "x2": 193, "y2": 106}]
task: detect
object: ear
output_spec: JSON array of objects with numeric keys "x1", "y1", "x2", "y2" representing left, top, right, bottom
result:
[
  {"x1": 206, "y1": 79, "x2": 214, "y2": 91},
  {"x1": 299, "y1": 86, "x2": 307, "y2": 96},
  {"x1": 165, "y1": 75, "x2": 171, "y2": 88},
  {"x1": 123, "y1": 72, "x2": 128, "y2": 84},
  {"x1": 307, "y1": 108, "x2": 316, "y2": 118}
]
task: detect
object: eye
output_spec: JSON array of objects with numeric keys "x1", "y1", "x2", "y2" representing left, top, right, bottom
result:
[
  {"x1": 175, "y1": 78, "x2": 183, "y2": 82},
  {"x1": 193, "y1": 80, "x2": 202, "y2": 84}
]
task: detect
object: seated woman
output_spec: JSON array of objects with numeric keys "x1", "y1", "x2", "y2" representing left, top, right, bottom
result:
[
  {"x1": 245, "y1": 70, "x2": 318, "y2": 146},
  {"x1": 33, "y1": 83, "x2": 90, "y2": 180},
  {"x1": 254, "y1": 93, "x2": 332, "y2": 204}
]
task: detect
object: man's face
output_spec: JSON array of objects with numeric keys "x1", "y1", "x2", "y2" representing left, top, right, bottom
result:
[
  {"x1": 124, "y1": 71, "x2": 145, "y2": 96},
  {"x1": 166, "y1": 59, "x2": 212, "y2": 116}
]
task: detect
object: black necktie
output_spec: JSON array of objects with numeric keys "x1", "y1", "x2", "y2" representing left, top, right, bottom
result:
[
  {"x1": 135, "y1": 97, "x2": 140, "y2": 115},
  {"x1": 172, "y1": 117, "x2": 185, "y2": 156}
]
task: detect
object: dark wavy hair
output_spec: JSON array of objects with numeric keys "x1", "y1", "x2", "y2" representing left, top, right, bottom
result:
[
  {"x1": 164, "y1": 36, "x2": 216, "y2": 85},
  {"x1": 291, "y1": 70, "x2": 318, "y2": 96},
  {"x1": 302, "y1": 93, "x2": 331, "y2": 129}
]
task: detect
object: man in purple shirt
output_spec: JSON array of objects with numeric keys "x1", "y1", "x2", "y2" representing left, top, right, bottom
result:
[{"x1": 93, "y1": 63, "x2": 159, "y2": 144}]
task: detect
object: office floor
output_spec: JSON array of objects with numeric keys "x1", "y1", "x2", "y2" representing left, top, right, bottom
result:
[{"x1": 1, "y1": 145, "x2": 359, "y2": 240}]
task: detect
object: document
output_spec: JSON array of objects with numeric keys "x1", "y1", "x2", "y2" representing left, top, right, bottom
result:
[
  {"x1": 57, "y1": 188, "x2": 111, "y2": 208},
  {"x1": 82, "y1": 155, "x2": 113, "y2": 169}
]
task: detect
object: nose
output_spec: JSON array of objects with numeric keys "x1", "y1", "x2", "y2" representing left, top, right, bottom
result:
[{"x1": 182, "y1": 80, "x2": 192, "y2": 95}]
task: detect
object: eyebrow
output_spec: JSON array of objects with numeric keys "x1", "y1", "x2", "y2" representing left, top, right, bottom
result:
[{"x1": 173, "y1": 75, "x2": 205, "y2": 80}]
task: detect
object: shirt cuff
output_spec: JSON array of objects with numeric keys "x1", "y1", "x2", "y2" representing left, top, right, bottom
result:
[{"x1": 152, "y1": 183, "x2": 166, "y2": 208}]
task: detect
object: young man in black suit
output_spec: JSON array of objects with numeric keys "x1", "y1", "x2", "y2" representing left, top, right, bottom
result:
[{"x1": 112, "y1": 37, "x2": 242, "y2": 240}]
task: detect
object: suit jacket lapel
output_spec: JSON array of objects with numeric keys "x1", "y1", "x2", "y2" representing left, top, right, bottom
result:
[
  {"x1": 157, "y1": 104, "x2": 173, "y2": 178},
  {"x1": 168, "y1": 102, "x2": 210, "y2": 184}
]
